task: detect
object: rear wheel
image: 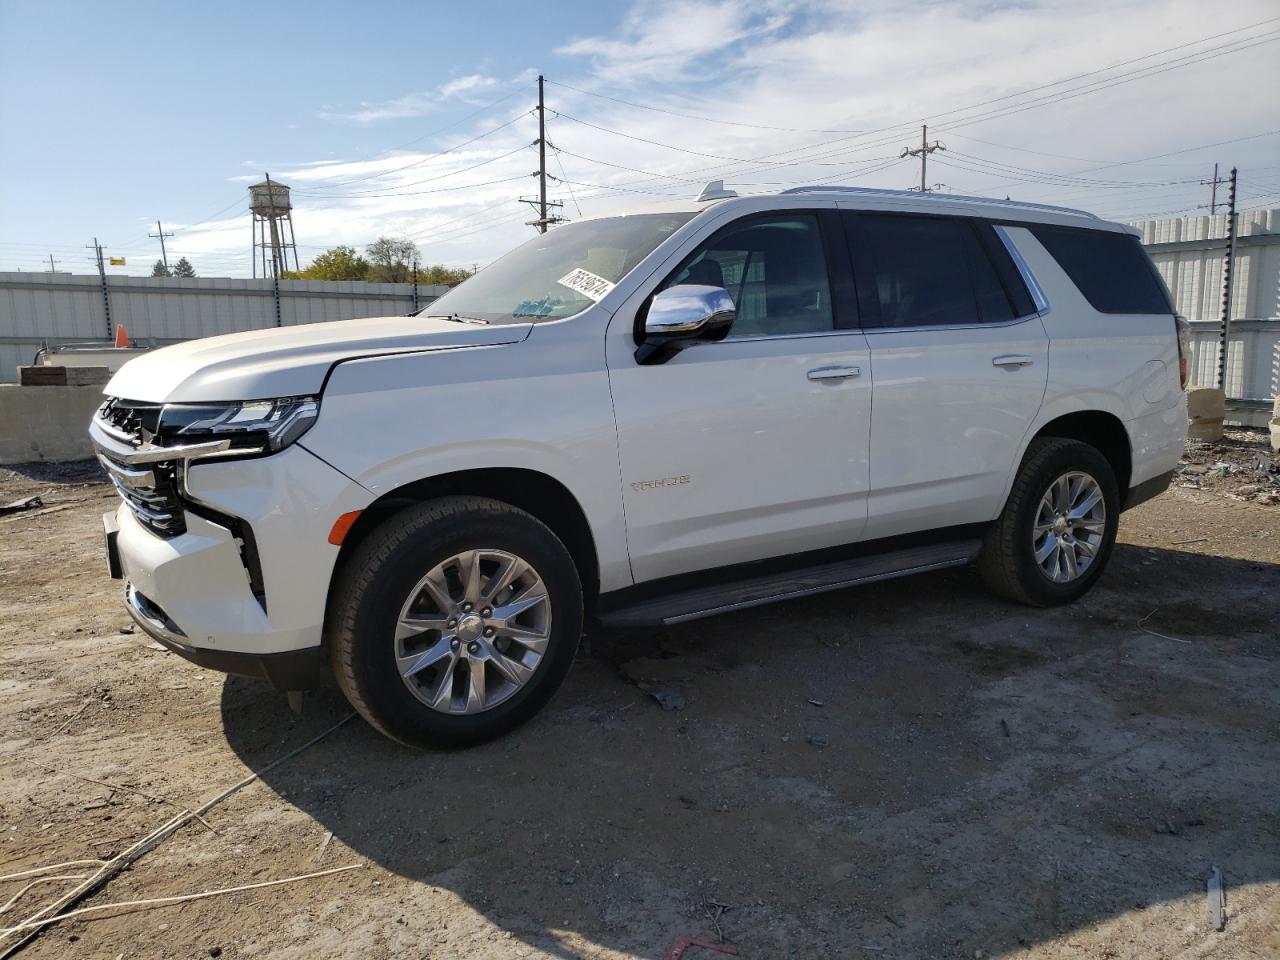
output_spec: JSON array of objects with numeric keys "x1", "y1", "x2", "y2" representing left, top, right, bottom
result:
[
  {"x1": 978, "y1": 437, "x2": 1120, "y2": 606},
  {"x1": 328, "y1": 496, "x2": 583, "y2": 748}
]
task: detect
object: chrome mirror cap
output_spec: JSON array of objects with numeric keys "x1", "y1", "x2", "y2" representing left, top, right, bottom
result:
[
  {"x1": 644, "y1": 285, "x2": 736, "y2": 336},
  {"x1": 636, "y1": 285, "x2": 736, "y2": 365}
]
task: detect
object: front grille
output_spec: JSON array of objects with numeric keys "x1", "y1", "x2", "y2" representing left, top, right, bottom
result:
[{"x1": 95, "y1": 399, "x2": 187, "y2": 538}]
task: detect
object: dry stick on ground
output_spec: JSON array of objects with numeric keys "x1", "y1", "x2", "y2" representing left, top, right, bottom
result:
[
  {"x1": 26, "y1": 764, "x2": 219, "y2": 836},
  {"x1": 0, "y1": 864, "x2": 363, "y2": 936},
  {"x1": 0, "y1": 862, "x2": 105, "y2": 884},
  {"x1": 1137, "y1": 609, "x2": 1193, "y2": 644},
  {"x1": 0, "y1": 713, "x2": 355, "y2": 957},
  {"x1": 48, "y1": 701, "x2": 91, "y2": 738},
  {"x1": 0, "y1": 877, "x2": 88, "y2": 917}
]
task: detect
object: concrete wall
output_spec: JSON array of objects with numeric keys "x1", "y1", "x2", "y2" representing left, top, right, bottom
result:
[
  {"x1": 0, "y1": 272, "x2": 448, "y2": 384},
  {"x1": 0, "y1": 384, "x2": 103, "y2": 464}
]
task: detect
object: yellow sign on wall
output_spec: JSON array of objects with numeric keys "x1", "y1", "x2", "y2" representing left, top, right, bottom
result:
[{"x1": 109, "y1": 257, "x2": 126, "y2": 266}]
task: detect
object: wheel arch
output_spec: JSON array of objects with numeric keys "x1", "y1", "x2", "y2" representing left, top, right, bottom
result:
[
  {"x1": 328, "y1": 467, "x2": 602, "y2": 616},
  {"x1": 1026, "y1": 410, "x2": 1133, "y2": 494}
]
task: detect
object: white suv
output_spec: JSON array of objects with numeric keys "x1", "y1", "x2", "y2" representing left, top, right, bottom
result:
[{"x1": 91, "y1": 185, "x2": 1189, "y2": 747}]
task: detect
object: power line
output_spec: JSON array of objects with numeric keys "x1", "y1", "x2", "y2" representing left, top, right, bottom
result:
[
  {"x1": 545, "y1": 78, "x2": 862, "y2": 134},
  {"x1": 301, "y1": 111, "x2": 533, "y2": 191},
  {"x1": 294, "y1": 144, "x2": 533, "y2": 197},
  {"x1": 293, "y1": 174, "x2": 533, "y2": 200}
]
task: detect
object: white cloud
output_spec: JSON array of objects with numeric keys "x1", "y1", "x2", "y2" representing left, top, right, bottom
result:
[
  {"x1": 153, "y1": 0, "x2": 1280, "y2": 274},
  {"x1": 557, "y1": 0, "x2": 792, "y2": 83},
  {"x1": 324, "y1": 73, "x2": 505, "y2": 123}
]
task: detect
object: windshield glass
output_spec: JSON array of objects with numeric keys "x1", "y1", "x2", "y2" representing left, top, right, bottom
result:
[{"x1": 420, "y1": 212, "x2": 696, "y2": 324}]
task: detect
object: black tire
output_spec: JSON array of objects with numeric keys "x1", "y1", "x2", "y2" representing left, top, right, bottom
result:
[
  {"x1": 328, "y1": 496, "x2": 583, "y2": 748},
  {"x1": 977, "y1": 437, "x2": 1121, "y2": 606}
]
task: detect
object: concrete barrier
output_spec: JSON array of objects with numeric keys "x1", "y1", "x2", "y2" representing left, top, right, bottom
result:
[
  {"x1": 0, "y1": 384, "x2": 102, "y2": 464},
  {"x1": 1186, "y1": 386, "x2": 1226, "y2": 420}
]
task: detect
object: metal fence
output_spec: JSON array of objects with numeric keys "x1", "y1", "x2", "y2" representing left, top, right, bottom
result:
[{"x1": 0, "y1": 272, "x2": 448, "y2": 383}]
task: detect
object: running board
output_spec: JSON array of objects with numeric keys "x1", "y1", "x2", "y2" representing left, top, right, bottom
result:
[{"x1": 598, "y1": 539, "x2": 982, "y2": 628}]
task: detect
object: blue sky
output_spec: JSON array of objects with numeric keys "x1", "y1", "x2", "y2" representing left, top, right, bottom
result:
[{"x1": 2, "y1": 0, "x2": 1278, "y2": 277}]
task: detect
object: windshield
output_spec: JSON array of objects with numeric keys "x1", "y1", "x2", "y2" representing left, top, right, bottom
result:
[{"x1": 420, "y1": 212, "x2": 696, "y2": 324}]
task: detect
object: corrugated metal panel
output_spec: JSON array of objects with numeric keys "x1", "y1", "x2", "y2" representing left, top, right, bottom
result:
[{"x1": 0, "y1": 273, "x2": 446, "y2": 382}]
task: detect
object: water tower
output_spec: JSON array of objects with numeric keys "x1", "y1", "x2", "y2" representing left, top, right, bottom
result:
[{"x1": 249, "y1": 174, "x2": 300, "y2": 278}]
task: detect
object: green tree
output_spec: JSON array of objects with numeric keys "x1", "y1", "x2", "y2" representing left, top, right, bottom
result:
[
  {"x1": 365, "y1": 237, "x2": 420, "y2": 283},
  {"x1": 150, "y1": 260, "x2": 171, "y2": 277},
  {"x1": 285, "y1": 245, "x2": 370, "y2": 281},
  {"x1": 420, "y1": 264, "x2": 473, "y2": 286},
  {"x1": 172, "y1": 257, "x2": 196, "y2": 278}
]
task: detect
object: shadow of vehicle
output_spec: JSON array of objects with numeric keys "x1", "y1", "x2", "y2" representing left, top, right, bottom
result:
[{"x1": 220, "y1": 543, "x2": 1280, "y2": 957}]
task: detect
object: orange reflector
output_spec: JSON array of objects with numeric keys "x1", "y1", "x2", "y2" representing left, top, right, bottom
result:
[{"x1": 328, "y1": 510, "x2": 363, "y2": 545}]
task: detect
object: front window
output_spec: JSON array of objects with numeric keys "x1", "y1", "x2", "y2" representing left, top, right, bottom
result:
[
  {"x1": 660, "y1": 214, "x2": 834, "y2": 337},
  {"x1": 421, "y1": 212, "x2": 696, "y2": 324}
]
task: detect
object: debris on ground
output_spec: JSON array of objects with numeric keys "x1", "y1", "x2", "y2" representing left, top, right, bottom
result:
[
  {"x1": 1178, "y1": 429, "x2": 1280, "y2": 504},
  {"x1": 0, "y1": 494, "x2": 43, "y2": 515},
  {"x1": 663, "y1": 935, "x2": 739, "y2": 960},
  {"x1": 642, "y1": 685, "x2": 687, "y2": 711},
  {"x1": 1208, "y1": 865, "x2": 1226, "y2": 931}
]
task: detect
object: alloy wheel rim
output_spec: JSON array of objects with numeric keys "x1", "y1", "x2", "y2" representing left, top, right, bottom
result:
[
  {"x1": 394, "y1": 549, "x2": 551, "y2": 714},
  {"x1": 1032, "y1": 471, "x2": 1106, "y2": 583}
]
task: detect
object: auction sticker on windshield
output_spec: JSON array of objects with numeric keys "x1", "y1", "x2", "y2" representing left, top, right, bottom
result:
[{"x1": 558, "y1": 268, "x2": 615, "y2": 302}]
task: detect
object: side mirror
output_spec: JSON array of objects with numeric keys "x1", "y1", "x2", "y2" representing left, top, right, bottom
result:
[{"x1": 634, "y1": 285, "x2": 736, "y2": 365}]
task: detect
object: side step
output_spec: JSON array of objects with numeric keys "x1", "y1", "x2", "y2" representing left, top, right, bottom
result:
[{"x1": 598, "y1": 539, "x2": 982, "y2": 628}]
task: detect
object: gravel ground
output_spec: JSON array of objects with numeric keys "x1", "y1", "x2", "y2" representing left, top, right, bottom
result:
[{"x1": 1, "y1": 436, "x2": 1277, "y2": 960}]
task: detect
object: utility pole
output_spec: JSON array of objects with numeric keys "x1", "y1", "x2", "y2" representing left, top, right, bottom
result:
[
  {"x1": 86, "y1": 238, "x2": 112, "y2": 337},
  {"x1": 519, "y1": 74, "x2": 565, "y2": 232},
  {"x1": 149, "y1": 220, "x2": 174, "y2": 271},
  {"x1": 1216, "y1": 167, "x2": 1238, "y2": 392},
  {"x1": 902, "y1": 124, "x2": 946, "y2": 192},
  {"x1": 411, "y1": 258, "x2": 420, "y2": 313},
  {"x1": 46, "y1": 254, "x2": 60, "y2": 272},
  {"x1": 1200, "y1": 163, "x2": 1229, "y2": 215},
  {"x1": 538, "y1": 74, "x2": 547, "y2": 232}
]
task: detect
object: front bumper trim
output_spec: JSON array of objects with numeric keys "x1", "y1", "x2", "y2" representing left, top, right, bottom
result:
[{"x1": 125, "y1": 584, "x2": 328, "y2": 691}]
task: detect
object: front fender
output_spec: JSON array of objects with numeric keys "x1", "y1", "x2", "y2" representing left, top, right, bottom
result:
[{"x1": 299, "y1": 337, "x2": 631, "y2": 592}]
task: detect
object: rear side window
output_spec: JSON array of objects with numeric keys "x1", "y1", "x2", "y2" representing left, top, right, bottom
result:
[
  {"x1": 846, "y1": 214, "x2": 1025, "y2": 328},
  {"x1": 1029, "y1": 226, "x2": 1173, "y2": 315}
]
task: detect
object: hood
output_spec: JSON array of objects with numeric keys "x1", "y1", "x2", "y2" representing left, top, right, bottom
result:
[{"x1": 104, "y1": 315, "x2": 533, "y2": 403}]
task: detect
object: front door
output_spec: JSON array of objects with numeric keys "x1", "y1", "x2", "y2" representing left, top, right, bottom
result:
[{"x1": 607, "y1": 211, "x2": 873, "y2": 584}]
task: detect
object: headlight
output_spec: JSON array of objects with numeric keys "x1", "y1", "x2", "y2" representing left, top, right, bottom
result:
[{"x1": 157, "y1": 396, "x2": 319, "y2": 457}]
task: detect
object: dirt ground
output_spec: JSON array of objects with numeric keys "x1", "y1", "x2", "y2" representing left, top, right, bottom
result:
[{"x1": 1, "y1": 437, "x2": 1277, "y2": 960}]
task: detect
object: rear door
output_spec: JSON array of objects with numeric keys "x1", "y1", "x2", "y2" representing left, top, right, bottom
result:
[{"x1": 842, "y1": 211, "x2": 1049, "y2": 540}]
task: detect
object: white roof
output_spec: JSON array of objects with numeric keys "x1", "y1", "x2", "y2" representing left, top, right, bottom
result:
[{"x1": 583, "y1": 184, "x2": 1135, "y2": 235}]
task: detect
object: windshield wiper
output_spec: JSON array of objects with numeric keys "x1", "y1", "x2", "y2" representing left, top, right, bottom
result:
[{"x1": 422, "y1": 313, "x2": 490, "y2": 325}]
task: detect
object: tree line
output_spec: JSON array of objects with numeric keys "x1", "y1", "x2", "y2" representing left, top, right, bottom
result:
[
  {"x1": 283, "y1": 237, "x2": 473, "y2": 286},
  {"x1": 151, "y1": 257, "x2": 196, "y2": 277},
  {"x1": 149, "y1": 238, "x2": 472, "y2": 286}
]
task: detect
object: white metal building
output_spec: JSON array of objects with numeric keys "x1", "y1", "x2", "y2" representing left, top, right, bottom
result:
[{"x1": 1131, "y1": 208, "x2": 1279, "y2": 406}]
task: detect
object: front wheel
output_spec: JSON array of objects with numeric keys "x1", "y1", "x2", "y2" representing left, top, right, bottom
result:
[
  {"x1": 328, "y1": 496, "x2": 583, "y2": 748},
  {"x1": 977, "y1": 437, "x2": 1120, "y2": 606}
]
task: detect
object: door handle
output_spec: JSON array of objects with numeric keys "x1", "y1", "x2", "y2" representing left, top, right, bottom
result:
[
  {"x1": 992, "y1": 355, "x2": 1033, "y2": 368},
  {"x1": 807, "y1": 365, "x2": 861, "y2": 381}
]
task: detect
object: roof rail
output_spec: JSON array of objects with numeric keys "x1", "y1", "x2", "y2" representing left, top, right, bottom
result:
[{"x1": 780, "y1": 185, "x2": 1099, "y2": 220}]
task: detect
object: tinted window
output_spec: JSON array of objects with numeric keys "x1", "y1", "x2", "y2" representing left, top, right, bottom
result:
[
  {"x1": 851, "y1": 215, "x2": 1021, "y2": 327},
  {"x1": 1029, "y1": 226, "x2": 1173, "y2": 315},
  {"x1": 664, "y1": 215, "x2": 833, "y2": 337},
  {"x1": 975, "y1": 223, "x2": 1037, "y2": 318}
]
